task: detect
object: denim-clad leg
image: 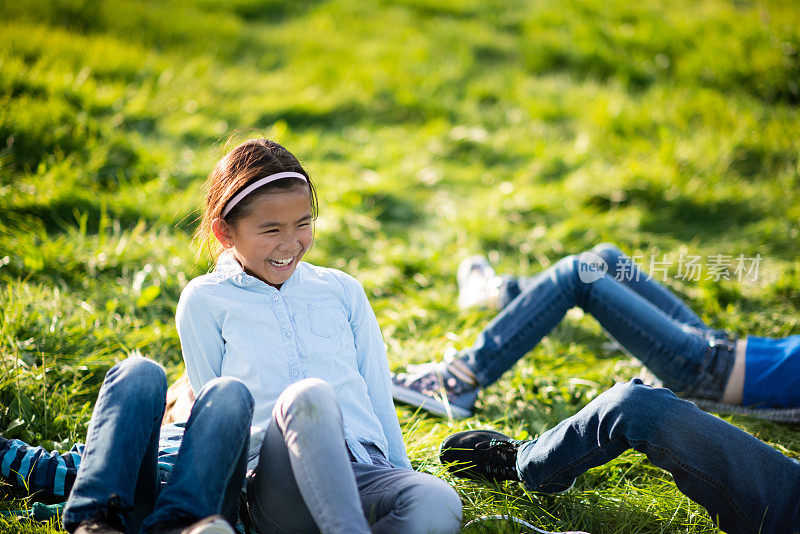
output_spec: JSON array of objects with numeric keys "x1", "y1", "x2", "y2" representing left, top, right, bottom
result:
[
  {"x1": 63, "y1": 357, "x2": 166, "y2": 533},
  {"x1": 515, "y1": 379, "x2": 800, "y2": 534},
  {"x1": 63, "y1": 357, "x2": 254, "y2": 533},
  {"x1": 500, "y1": 244, "x2": 706, "y2": 329},
  {"x1": 461, "y1": 244, "x2": 732, "y2": 397},
  {"x1": 141, "y1": 376, "x2": 253, "y2": 531},
  {"x1": 247, "y1": 378, "x2": 461, "y2": 534},
  {"x1": 590, "y1": 244, "x2": 707, "y2": 328}
]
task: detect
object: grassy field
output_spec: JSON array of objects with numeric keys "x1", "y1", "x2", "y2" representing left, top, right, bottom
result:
[{"x1": 1, "y1": 0, "x2": 799, "y2": 532}]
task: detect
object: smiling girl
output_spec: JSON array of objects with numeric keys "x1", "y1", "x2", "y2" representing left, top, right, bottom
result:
[{"x1": 176, "y1": 138, "x2": 461, "y2": 534}]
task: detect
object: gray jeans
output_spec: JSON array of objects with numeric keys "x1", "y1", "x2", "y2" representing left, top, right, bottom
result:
[{"x1": 246, "y1": 378, "x2": 462, "y2": 534}]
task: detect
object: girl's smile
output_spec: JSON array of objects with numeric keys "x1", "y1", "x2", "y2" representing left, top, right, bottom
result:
[{"x1": 213, "y1": 188, "x2": 314, "y2": 288}]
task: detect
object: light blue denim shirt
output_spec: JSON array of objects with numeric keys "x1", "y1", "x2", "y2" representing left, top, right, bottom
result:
[{"x1": 176, "y1": 252, "x2": 411, "y2": 471}]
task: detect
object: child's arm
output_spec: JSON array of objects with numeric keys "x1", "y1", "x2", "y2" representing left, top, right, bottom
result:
[
  {"x1": 0, "y1": 436, "x2": 82, "y2": 499},
  {"x1": 175, "y1": 283, "x2": 225, "y2": 393},
  {"x1": 347, "y1": 279, "x2": 413, "y2": 470}
]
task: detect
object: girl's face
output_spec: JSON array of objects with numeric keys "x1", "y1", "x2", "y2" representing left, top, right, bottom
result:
[{"x1": 214, "y1": 189, "x2": 314, "y2": 288}]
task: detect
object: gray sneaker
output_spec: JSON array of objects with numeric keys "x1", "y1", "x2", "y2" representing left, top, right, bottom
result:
[{"x1": 391, "y1": 362, "x2": 478, "y2": 418}]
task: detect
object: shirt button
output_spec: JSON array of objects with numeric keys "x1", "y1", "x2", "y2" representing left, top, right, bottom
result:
[
  {"x1": 284, "y1": 330, "x2": 293, "y2": 338},
  {"x1": 272, "y1": 294, "x2": 279, "y2": 301}
]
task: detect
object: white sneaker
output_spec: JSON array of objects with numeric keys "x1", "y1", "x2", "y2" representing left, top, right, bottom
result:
[
  {"x1": 456, "y1": 255, "x2": 501, "y2": 309},
  {"x1": 175, "y1": 516, "x2": 235, "y2": 534}
]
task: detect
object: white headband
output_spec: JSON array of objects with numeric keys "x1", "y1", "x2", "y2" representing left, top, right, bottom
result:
[{"x1": 221, "y1": 171, "x2": 308, "y2": 218}]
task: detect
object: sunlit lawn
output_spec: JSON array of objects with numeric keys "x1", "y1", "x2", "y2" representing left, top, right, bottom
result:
[{"x1": 1, "y1": 0, "x2": 798, "y2": 532}]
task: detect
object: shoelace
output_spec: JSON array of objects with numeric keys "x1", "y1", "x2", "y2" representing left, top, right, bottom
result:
[
  {"x1": 399, "y1": 363, "x2": 469, "y2": 397},
  {"x1": 475, "y1": 439, "x2": 518, "y2": 478}
]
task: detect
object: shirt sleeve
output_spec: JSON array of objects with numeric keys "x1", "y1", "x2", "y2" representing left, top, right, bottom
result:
[
  {"x1": 0, "y1": 438, "x2": 81, "y2": 499},
  {"x1": 347, "y1": 278, "x2": 412, "y2": 470},
  {"x1": 175, "y1": 282, "x2": 225, "y2": 393}
]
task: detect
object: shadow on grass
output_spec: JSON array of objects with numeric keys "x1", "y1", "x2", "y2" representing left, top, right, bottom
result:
[
  {"x1": 225, "y1": 0, "x2": 323, "y2": 23},
  {"x1": 1, "y1": 198, "x2": 155, "y2": 237},
  {"x1": 580, "y1": 183, "x2": 800, "y2": 256},
  {"x1": 727, "y1": 141, "x2": 799, "y2": 180},
  {"x1": 585, "y1": 185, "x2": 762, "y2": 229},
  {"x1": 255, "y1": 94, "x2": 444, "y2": 131}
]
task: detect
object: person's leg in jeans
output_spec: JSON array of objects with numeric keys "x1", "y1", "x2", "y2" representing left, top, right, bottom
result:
[
  {"x1": 500, "y1": 243, "x2": 706, "y2": 329},
  {"x1": 459, "y1": 249, "x2": 731, "y2": 398},
  {"x1": 392, "y1": 244, "x2": 728, "y2": 418},
  {"x1": 591, "y1": 243, "x2": 707, "y2": 329},
  {"x1": 63, "y1": 357, "x2": 254, "y2": 533},
  {"x1": 247, "y1": 378, "x2": 461, "y2": 534},
  {"x1": 63, "y1": 357, "x2": 167, "y2": 532},
  {"x1": 514, "y1": 379, "x2": 800, "y2": 534},
  {"x1": 141, "y1": 376, "x2": 253, "y2": 531}
]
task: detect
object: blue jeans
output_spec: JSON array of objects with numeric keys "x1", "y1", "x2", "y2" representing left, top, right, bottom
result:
[
  {"x1": 62, "y1": 357, "x2": 254, "y2": 533},
  {"x1": 461, "y1": 243, "x2": 734, "y2": 399},
  {"x1": 516, "y1": 379, "x2": 800, "y2": 533},
  {"x1": 246, "y1": 378, "x2": 462, "y2": 534}
]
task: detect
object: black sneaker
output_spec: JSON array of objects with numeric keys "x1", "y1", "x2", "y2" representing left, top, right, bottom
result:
[{"x1": 439, "y1": 430, "x2": 521, "y2": 482}]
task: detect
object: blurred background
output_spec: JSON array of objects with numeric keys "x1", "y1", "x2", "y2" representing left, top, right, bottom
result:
[{"x1": 1, "y1": 0, "x2": 798, "y2": 532}]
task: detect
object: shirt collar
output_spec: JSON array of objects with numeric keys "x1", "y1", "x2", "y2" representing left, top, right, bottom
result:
[
  {"x1": 214, "y1": 250, "x2": 303, "y2": 291},
  {"x1": 215, "y1": 250, "x2": 240, "y2": 274}
]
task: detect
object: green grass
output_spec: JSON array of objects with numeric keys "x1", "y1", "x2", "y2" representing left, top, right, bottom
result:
[{"x1": 1, "y1": 0, "x2": 799, "y2": 532}]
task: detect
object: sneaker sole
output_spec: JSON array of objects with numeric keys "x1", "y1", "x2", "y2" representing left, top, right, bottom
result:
[{"x1": 392, "y1": 384, "x2": 472, "y2": 419}]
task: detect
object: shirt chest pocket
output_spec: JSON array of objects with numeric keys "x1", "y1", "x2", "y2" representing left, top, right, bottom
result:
[{"x1": 308, "y1": 301, "x2": 348, "y2": 338}]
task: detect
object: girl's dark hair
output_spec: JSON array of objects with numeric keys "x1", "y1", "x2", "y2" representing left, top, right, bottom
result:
[{"x1": 196, "y1": 137, "x2": 318, "y2": 260}]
